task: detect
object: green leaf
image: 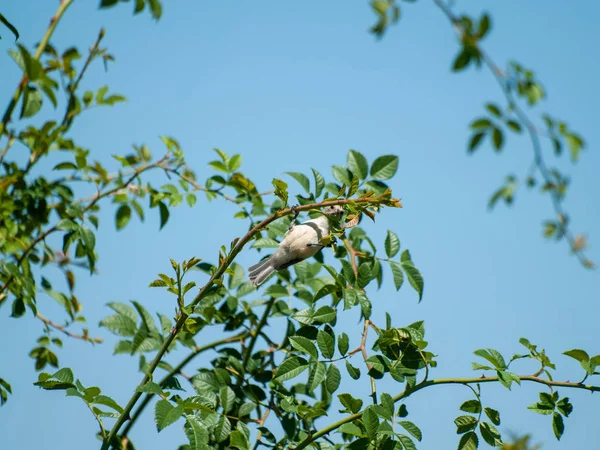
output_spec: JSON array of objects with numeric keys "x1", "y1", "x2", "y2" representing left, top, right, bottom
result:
[
  {"x1": 20, "y1": 85, "x2": 43, "y2": 118},
  {"x1": 185, "y1": 415, "x2": 209, "y2": 448},
  {"x1": 399, "y1": 421, "x2": 422, "y2": 441},
  {"x1": 400, "y1": 262, "x2": 423, "y2": 302},
  {"x1": 289, "y1": 336, "x2": 318, "y2": 360},
  {"x1": 458, "y1": 431, "x2": 479, "y2": 450},
  {"x1": 460, "y1": 399, "x2": 481, "y2": 414},
  {"x1": 239, "y1": 402, "x2": 255, "y2": 417},
  {"x1": 158, "y1": 201, "x2": 169, "y2": 229},
  {"x1": 389, "y1": 261, "x2": 404, "y2": 291},
  {"x1": 506, "y1": 120, "x2": 522, "y2": 133},
  {"x1": 468, "y1": 132, "x2": 485, "y2": 153},
  {"x1": 272, "y1": 178, "x2": 289, "y2": 205},
  {"x1": 220, "y1": 386, "x2": 236, "y2": 413},
  {"x1": 93, "y1": 395, "x2": 124, "y2": 413},
  {"x1": 338, "y1": 332, "x2": 349, "y2": 356},
  {"x1": 357, "y1": 263, "x2": 371, "y2": 288},
  {"x1": 275, "y1": 357, "x2": 309, "y2": 381},
  {"x1": 370, "y1": 155, "x2": 399, "y2": 180},
  {"x1": 552, "y1": 412, "x2": 564, "y2": 440},
  {"x1": 346, "y1": 361, "x2": 360, "y2": 380},
  {"x1": 135, "y1": 382, "x2": 164, "y2": 395},
  {"x1": 326, "y1": 364, "x2": 341, "y2": 393},
  {"x1": 362, "y1": 406, "x2": 379, "y2": 439},
  {"x1": 384, "y1": 230, "x2": 400, "y2": 258},
  {"x1": 473, "y1": 348, "x2": 506, "y2": 370},
  {"x1": 285, "y1": 172, "x2": 310, "y2": 193},
  {"x1": 484, "y1": 407, "x2": 500, "y2": 425},
  {"x1": 228, "y1": 154, "x2": 242, "y2": 172},
  {"x1": 563, "y1": 349, "x2": 589, "y2": 363},
  {"x1": 492, "y1": 127, "x2": 504, "y2": 151},
  {"x1": 307, "y1": 362, "x2": 326, "y2": 393},
  {"x1": 229, "y1": 430, "x2": 250, "y2": 450},
  {"x1": 454, "y1": 415, "x2": 477, "y2": 434},
  {"x1": 312, "y1": 168, "x2": 325, "y2": 198},
  {"x1": 338, "y1": 393, "x2": 363, "y2": 414},
  {"x1": 485, "y1": 103, "x2": 502, "y2": 117},
  {"x1": 394, "y1": 436, "x2": 415, "y2": 450},
  {"x1": 214, "y1": 416, "x2": 231, "y2": 443},
  {"x1": 116, "y1": 204, "x2": 132, "y2": 230},
  {"x1": 154, "y1": 399, "x2": 184, "y2": 432},
  {"x1": 347, "y1": 150, "x2": 369, "y2": 180},
  {"x1": 332, "y1": 165, "x2": 353, "y2": 186},
  {"x1": 479, "y1": 422, "x2": 502, "y2": 446},
  {"x1": 497, "y1": 370, "x2": 521, "y2": 390},
  {"x1": 317, "y1": 330, "x2": 335, "y2": 359},
  {"x1": 313, "y1": 305, "x2": 336, "y2": 324},
  {"x1": 566, "y1": 133, "x2": 584, "y2": 162},
  {"x1": 453, "y1": 50, "x2": 471, "y2": 71}
]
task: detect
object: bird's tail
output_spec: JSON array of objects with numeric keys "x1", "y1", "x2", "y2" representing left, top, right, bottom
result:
[{"x1": 248, "y1": 255, "x2": 276, "y2": 286}]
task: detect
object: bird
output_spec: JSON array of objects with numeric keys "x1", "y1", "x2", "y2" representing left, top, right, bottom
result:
[{"x1": 248, "y1": 205, "x2": 344, "y2": 286}]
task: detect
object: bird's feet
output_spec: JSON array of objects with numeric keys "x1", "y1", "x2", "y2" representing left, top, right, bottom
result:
[{"x1": 289, "y1": 204, "x2": 300, "y2": 231}]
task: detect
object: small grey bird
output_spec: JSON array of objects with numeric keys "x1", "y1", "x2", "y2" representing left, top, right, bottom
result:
[{"x1": 248, "y1": 205, "x2": 344, "y2": 286}]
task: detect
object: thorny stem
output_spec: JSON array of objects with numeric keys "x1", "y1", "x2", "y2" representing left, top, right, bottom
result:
[
  {"x1": 252, "y1": 407, "x2": 272, "y2": 450},
  {"x1": 1, "y1": 0, "x2": 75, "y2": 135},
  {"x1": 37, "y1": 313, "x2": 103, "y2": 344},
  {"x1": 433, "y1": 0, "x2": 592, "y2": 268},
  {"x1": 102, "y1": 195, "x2": 400, "y2": 449},
  {"x1": 294, "y1": 374, "x2": 600, "y2": 450},
  {"x1": 120, "y1": 332, "x2": 249, "y2": 440}
]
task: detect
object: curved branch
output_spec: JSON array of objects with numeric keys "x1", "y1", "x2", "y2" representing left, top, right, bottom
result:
[
  {"x1": 101, "y1": 194, "x2": 401, "y2": 449},
  {"x1": 120, "y1": 331, "x2": 249, "y2": 440},
  {"x1": 294, "y1": 374, "x2": 600, "y2": 450},
  {"x1": 432, "y1": 0, "x2": 592, "y2": 267}
]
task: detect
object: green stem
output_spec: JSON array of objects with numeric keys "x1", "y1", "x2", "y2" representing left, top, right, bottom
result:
[
  {"x1": 0, "y1": 0, "x2": 74, "y2": 135},
  {"x1": 241, "y1": 297, "x2": 276, "y2": 375},
  {"x1": 120, "y1": 331, "x2": 249, "y2": 439},
  {"x1": 294, "y1": 374, "x2": 600, "y2": 450},
  {"x1": 102, "y1": 196, "x2": 397, "y2": 449}
]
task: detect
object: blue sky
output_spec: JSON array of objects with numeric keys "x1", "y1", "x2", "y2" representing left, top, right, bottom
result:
[{"x1": 1, "y1": 1, "x2": 599, "y2": 449}]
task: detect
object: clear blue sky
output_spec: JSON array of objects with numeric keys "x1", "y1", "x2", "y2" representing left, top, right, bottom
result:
[{"x1": 1, "y1": 1, "x2": 599, "y2": 449}]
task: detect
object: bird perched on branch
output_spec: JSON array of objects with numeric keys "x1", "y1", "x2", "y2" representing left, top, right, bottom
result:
[{"x1": 248, "y1": 205, "x2": 344, "y2": 286}]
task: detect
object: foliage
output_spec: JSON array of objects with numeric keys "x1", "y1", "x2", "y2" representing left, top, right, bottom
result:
[{"x1": 0, "y1": 1, "x2": 597, "y2": 450}]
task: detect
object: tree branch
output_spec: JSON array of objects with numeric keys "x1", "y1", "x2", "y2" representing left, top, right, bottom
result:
[
  {"x1": 432, "y1": 0, "x2": 592, "y2": 267},
  {"x1": 101, "y1": 194, "x2": 401, "y2": 449},
  {"x1": 37, "y1": 312, "x2": 103, "y2": 344},
  {"x1": 120, "y1": 331, "x2": 249, "y2": 440},
  {"x1": 294, "y1": 374, "x2": 600, "y2": 449},
  {"x1": 0, "y1": 0, "x2": 74, "y2": 135}
]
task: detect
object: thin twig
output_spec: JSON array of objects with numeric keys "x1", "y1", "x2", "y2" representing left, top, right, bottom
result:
[
  {"x1": 62, "y1": 28, "x2": 106, "y2": 130},
  {"x1": 432, "y1": 0, "x2": 592, "y2": 267},
  {"x1": 37, "y1": 313, "x2": 103, "y2": 344}
]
